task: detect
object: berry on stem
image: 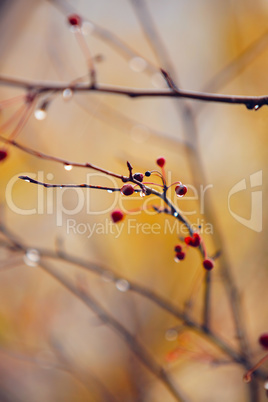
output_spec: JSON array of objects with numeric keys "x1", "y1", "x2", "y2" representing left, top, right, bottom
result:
[
  {"x1": 203, "y1": 259, "x2": 214, "y2": 270},
  {"x1": 133, "y1": 173, "x2": 144, "y2": 182},
  {"x1": 0, "y1": 149, "x2": 8, "y2": 161},
  {"x1": 184, "y1": 233, "x2": 201, "y2": 247},
  {"x1": 120, "y1": 184, "x2": 135, "y2": 196},
  {"x1": 174, "y1": 245, "x2": 182, "y2": 253},
  {"x1": 145, "y1": 171, "x2": 151, "y2": 177},
  {"x1": 111, "y1": 210, "x2": 124, "y2": 223},
  {"x1": 259, "y1": 333, "x2": 268, "y2": 349},
  {"x1": 67, "y1": 14, "x2": 82, "y2": 27},
  {"x1": 156, "y1": 157, "x2": 166, "y2": 168},
  {"x1": 184, "y1": 236, "x2": 192, "y2": 246},
  {"x1": 175, "y1": 184, "x2": 187, "y2": 197},
  {"x1": 175, "y1": 251, "x2": 186, "y2": 261}
]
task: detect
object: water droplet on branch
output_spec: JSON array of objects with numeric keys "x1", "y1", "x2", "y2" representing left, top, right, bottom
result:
[
  {"x1": 62, "y1": 88, "x2": 73, "y2": 101},
  {"x1": 64, "y1": 164, "x2": 73, "y2": 171},
  {"x1": 34, "y1": 109, "x2": 47, "y2": 120},
  {"x1": 165, "y1": 329, "x2": 178, "y2": 341},
  {"x1": 23, "y1": 249, "x2": 40, "y2": 267},
  {"x1": 115, "y1": 279, "x2": 129, "y2": 292},
  {"x1": 129, "y1": 57, "x2": 147, "y2": 72}
]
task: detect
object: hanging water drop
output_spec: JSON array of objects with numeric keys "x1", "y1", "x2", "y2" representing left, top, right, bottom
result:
[
  {"x1": 34, "y1": 109, "x2": 47, "y2": 120},
  {"x1": 62, "y1": 88, "x2": 73, "y2": 101},
  {"x1": 165, "y1": 328, "x2": 178, "y2": 341},
  {"x1": 115, "y1": 279, "x2": 129, "y2": 292},
  {"x1": 129, "y1": 57, "x2": 147, "y2": 72},
  {"x1": 64, "y1": 164, "x2": 73, "y2": 171},
  {"x1": 24, "y1": 249, "x2": 40, "y2": 267}
]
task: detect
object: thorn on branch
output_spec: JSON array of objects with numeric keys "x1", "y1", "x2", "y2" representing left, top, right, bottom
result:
[
  {"x1": 160, "y1": 69, "x2": 178, "y2": 91},
  {"x1": 127, "y1": 161, "x2": 133, "y2": 178}
]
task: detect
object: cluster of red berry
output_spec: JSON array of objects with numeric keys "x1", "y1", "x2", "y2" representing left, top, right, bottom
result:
[
  {"x1": 109, "y1": 156, "x2": 214, "y2": 270},
  {"x1": 174, "y1": 233, "x2": 214, "y2": 270}
]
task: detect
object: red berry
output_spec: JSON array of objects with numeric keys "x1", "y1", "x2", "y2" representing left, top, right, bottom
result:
[
  {"x1": 120, "y1": 184, "x2": 134, "y2": 196},
  {"x1": 259, "y1": 333, "x2": 268, "y2": 349},
  {"x1": 175, "y1": 184, "x2": 187, "y2": 197},
  {"x1": 111, "y1": 210, "x2": 124, "y2": 223},
  {"x1": 192, "y1": 233, "x2": 201, "y2": 247},
  {"x1": 175, "y1": 251, "x2": 186, "y2": 261},
  {"x1": 184, "y1": 236, "x2": 193, "y2": 246},
  {"x1": 67, "y1": 14, "x2": 82, "y2": 26},
  {"x1": 0, "y1": 149, "x2": 8, "y2": 161},
  {"x1": 156, "y1": 157, "x2": 166, "y2": 168},
  {"x1": 174, "y1": 244, "x2": 182, "y2": 252},
  {"x1": 184, "y1": 233, "x2": 201, "y2": 247},
  {"x1": 203, "y1": 259, "x2": 214, "y2": 270},
  {"x1": 133, "y1": 173, "x2": 144, "y2": 182}
]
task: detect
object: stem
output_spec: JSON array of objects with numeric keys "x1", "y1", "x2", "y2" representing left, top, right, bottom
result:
[
  {"x1": 0, "y1": 75, "x2": 266, "y2": 108},
  {"x1": 128, "y1": 3, "x2": 255, "y2": 400}
]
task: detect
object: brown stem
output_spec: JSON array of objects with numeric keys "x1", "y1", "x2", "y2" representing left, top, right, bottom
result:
[
  {"x1": 0, "y1": 75, "x2": 266, "y2": 108},
  {"x1": 127, "y1": 3, "x2": 255, "y2": 400}
]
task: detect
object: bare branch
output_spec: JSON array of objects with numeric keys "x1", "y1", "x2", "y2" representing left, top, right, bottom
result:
[{"x1": 0, "y1": 75, "x2": 267, "y2": 109}]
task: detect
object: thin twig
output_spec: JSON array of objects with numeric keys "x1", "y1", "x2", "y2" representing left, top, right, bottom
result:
[
  {"x1": 0, "y1": 134, "x2": 198, "y2": 242},
  {"x1": 128, "y1": 3, "x2": 257, "y2": 400},
  {"x1": 73, "y1": 28, "x2": 97, "y2": 87},
  {"x1": 18, "y1": 176, "x2": 124, "y2": 192},
  {"x1": 0, "y1": 134, "x2": 126, "y2": 180},
  {"x1": 0, "y1": 75, "x2": 266, "y2": 108}
]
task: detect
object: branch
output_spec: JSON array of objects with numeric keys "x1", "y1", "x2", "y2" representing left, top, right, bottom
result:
[
  {"x1": 0, "y1": 134, "x2": 126, "y2": 181},
  {"x1": 0, "y1": 134, "x2": 199, "y2": 242},
  {"x1": 18, "y1": 176, "x2": 124, "y2": 193},
  {"x1": 125, "y1": 5, "x2": 258, "y2": 400},
  {"x1": 0, "y1": 75, "x2": 267, "y2": 108}
]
